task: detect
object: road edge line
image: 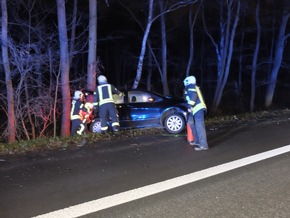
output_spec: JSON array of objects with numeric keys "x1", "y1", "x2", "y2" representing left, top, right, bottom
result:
[{"x1": 33, "y1": 144, "x2": 290, "y2": 218}]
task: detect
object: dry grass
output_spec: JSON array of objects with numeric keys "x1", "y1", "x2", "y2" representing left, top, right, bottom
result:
[{"x1": 1, "y1": 109, "x2": 290, "y2": 156}]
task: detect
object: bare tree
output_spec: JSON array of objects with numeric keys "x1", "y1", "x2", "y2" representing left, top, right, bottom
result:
[
  {"x1": 132, "y1": 0, "x2": 154, "y2": 89},
  {"x1": 158, "y1": 0, "x2": 169, "y2": 95},
  {"x1": 0, "y1": 0, "x2": 63, "y2": 141},
  {"x1": 69, "y1": 0, "x2": 78, "y2": 67},
  {"x1": 250, "y1": 0, "x2": 261, "y2": 112},
  {"x1": 186, "y1": 3, "x2": 200, "y2": 77},
  {"x1": 146, "y1": 40, "x2": 153, "y2": 90},
  {"x1": 264, "y1": 1, "x2": 290, "y2": 108},
  {"x1": 5, "y1": 38, "x2": 58, "y2": 140},
  {"x1": 1, "y1": 0, "x2": 16, "y2": 143},
  {"x1": 57, "y1": 0, "x2": 71, "y2": 136},
  {"x1": 202, "y1": 0, "x2": 241, "y2": 114},
  {"x1": 127, "y1": 0, "x2": 199, "y2": 90},
  {"x1": 87, "y1": 0, "x2": 98, "y2": 91}
]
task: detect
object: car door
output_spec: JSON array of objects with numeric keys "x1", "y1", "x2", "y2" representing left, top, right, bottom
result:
[
  {"x1": 113, "y1": 93, "x2": 130, "y2": 125},
  {"x1": 125, "y1": 90, "x2": 163, "y2": 128}
]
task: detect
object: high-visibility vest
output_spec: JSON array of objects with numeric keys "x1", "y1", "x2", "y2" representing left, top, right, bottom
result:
[
  {"x1": 70, "y1": 99, "x2": 87, "y2": 120},
  {"x1": 186, "y1": 85, "x2": 207, "y2": 115},
  {"x1": 97, "y1": 84, "x2": 115, "y2": 106}
]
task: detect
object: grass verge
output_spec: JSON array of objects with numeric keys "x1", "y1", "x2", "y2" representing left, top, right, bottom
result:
[{"x1": 1, "y1": 109, "x2": 290, "y2": 156}]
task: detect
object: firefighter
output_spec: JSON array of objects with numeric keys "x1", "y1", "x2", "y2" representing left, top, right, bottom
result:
[
  {"x1": 183, "y1": 75, "x2": 209, "y2": 151},
  {"x1": 70, "y1": 90, "x2": 89, "y2": 136},
  {"x1": 93, "y1": 75, "x2": 124, "y2": 133}
]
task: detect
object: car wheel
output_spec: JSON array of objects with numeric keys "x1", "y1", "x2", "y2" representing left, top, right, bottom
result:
[
  {"x1": 90, "y1": 118, "x2": 102, "y2": 133},
  {"x1": 164, "y1": 113, "x2": 185, "y2": 134}
]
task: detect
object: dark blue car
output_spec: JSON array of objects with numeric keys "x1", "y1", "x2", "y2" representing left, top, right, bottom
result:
[{"x1": 88, "y1": 89, "x2": 188, "y2": 134}]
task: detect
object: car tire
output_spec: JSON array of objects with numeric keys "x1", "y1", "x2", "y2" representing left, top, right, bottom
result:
[
  {"x1": 90, "y1": 118, "x2": 102, "y2": 133},
  {"x1": 164, "y1": 113, "x2": 185, "y2": 134}
]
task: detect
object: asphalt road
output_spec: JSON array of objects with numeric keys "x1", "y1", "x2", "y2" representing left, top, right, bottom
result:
[{"x1": 1, "y1": 119, "x2": 290, "y2": 218}]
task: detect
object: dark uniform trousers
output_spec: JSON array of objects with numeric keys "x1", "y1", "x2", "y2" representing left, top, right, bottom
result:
[
  {"x1": 99, "y1": 102, "x2": 119, "y2": 132},
  {"x1": 71, "y1": 119, "x2": 86, "y2": 136},
  {"x1": 93, "y1": 83, "x2": 122, "y2": 133}
]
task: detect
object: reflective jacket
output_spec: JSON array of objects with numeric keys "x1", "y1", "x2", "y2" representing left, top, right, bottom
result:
[
  {"x1": 70, "y1": 99, "x2": 88, "y2": 120},
  {"x1": 185, "y1": 84, "x2": 207, "y2": 115},
  {"x1": 93, "y1": 83, "x2": 122, "y2": 106}
]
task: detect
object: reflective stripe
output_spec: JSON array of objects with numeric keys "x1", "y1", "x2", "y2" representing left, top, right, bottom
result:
[
  {"x1": 77, "y1": 123, "x2": 85, "y2": 135},
  {"x1": 71, "y1": 100, "x2": 87, "y2": 120},
  {"x1": 71, "y1": 100, "x2": 81, "y2": 120},
  {"x1": 112, "y1": 122, "x2": 120, "y2": 127},
  {"x1": 70, "y1": 100, "x2": 76, "y2": 119},
  {"x1": 186, "y1": 88, "x2": 196, "y2": 106},
  {"x1": 196, "y1": 86, "x2": 206, "y2": 107},
  {"x1": 101, "y1": 126, "x2": 108, "y2": 131},
  {"x1": 192, "y1": 86, "x2": 207, "y2": 115},
  {"x1": 71, "y1": 115, "x2": 81, "y2": 120},
  {"x1": 192, "y1": 103, "x2": 205, "y2": 114},
  {"x1": 98, "y1": 84, "x2": 114, "y2": 106},
  {"x1": 188, "y1": 99, "x2": 195, "y2": 106},
  {"x1": 100, "y1": 98, "x2": 114, "y2": 105}
]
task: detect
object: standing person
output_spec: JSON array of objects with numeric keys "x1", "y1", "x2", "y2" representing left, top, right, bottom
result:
[
  {"x1": 70, "y1": 90, "x2": 88, "y2": 136},
  {"x1": 93, "y1": 75, "x2": 124, "y2": 133},
  {"x1": 183, "y1": 76, "x2": 209, "y2": 151}
]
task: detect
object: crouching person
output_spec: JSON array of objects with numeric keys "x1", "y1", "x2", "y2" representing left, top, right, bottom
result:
[{"x1": 70, "y1": 90, "x2": 88, "y2": 136}]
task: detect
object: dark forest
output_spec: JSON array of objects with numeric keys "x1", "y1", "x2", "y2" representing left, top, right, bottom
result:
[{"x1": 1, "y1": 0, "x2": 290, "y2": 142}]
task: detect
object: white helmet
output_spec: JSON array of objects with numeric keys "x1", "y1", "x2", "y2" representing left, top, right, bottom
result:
[
  {"x1": 98, "y1": 75, "x2": 107, "y2": 84},
  {"x1": 73, "y1": 90, "x2": 83, "y2": 99},
  {"x1": 183, "y1": 76, "x2": 196, "y2": 86}
]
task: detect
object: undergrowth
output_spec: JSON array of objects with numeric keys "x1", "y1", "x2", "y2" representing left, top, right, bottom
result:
[{"x1": 1, "y1": 109, "x2": 290, "y2": 156}]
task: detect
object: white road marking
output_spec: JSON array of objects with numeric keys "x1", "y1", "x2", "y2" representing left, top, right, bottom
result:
[{"x1": 33, "y1": 144, "x2": 290, "y2": 218}]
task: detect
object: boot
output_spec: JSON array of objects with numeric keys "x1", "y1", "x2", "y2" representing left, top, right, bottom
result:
[{"x1": 112, "y1": 126, "x2": 120, "y2": 133}]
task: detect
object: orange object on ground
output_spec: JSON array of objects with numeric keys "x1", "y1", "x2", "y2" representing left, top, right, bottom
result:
[{"x1": 187, "y1": 123, "x2": 194, "y2": 142}]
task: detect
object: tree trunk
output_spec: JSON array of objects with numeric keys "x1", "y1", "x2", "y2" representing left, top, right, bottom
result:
[
  {"x1": 250, "y1": 0, "x2": 261, "y2": 112},
  {"x1": 159, "y1": 0, "x2": 169, "y2": 95},
  {"x1": 147, "y1": 40, "x2": 153, "y2": 91},
  {"x1": 57, "y1": 0, "x2": 71, "y2": 137},
  {"x1": 132, "y1": 0, "x2": 154, "y2": 89},
  {"x1": 69, "y1": 0, "x2": 77, "y2": 67},
  {"x1": 237, "y1": 30, "x2": 244, "y2": 109},
  {"x1": 186, "y1": 4, "x2": 200, "y2": 77},
  {"x1": 1, "y1": 0, "x2": 16, "y2": 143},
  {"x1": 264, "y1": 6, "x2": 290, "y2": 108},
  {"x1": 204, "y1": 0, "x2": 240, "y2": 114},
  {"x1": 87, "y1": 0, "x2": 97, "y2": 91},
  {"x1": 24, "y1": 79, "x2": 35, "y2": 139}
]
